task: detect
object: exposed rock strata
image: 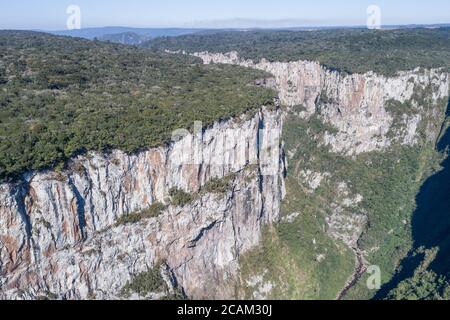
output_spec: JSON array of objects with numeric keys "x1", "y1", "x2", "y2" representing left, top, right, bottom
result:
[
  {"x1": 191, "y1": 51, "x2": 449, "y2": 155},
  {"x1": 0, "y1": 107, "x2": 286, "y2": 299},
  {"x1": 187, "y1": 50, "x2": 449, "y2": 299},
  {"x1": 2, "y1": 48, "x2": 449, "y2": 300}
]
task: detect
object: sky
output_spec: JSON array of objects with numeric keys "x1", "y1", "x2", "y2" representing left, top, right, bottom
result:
[{"x1": 0, "y1": 0, "x2": 449, "y2": 30}]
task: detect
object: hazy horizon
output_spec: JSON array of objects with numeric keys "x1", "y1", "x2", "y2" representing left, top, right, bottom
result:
[
  {"x1": 1, "y1": 0, "x2": 449, "y2": 30},
  {"x1": 5, "y1": 21, "x2": 450, "y2": 33}
]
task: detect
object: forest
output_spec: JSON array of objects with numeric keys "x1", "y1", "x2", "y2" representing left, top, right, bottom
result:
[
  {"x1": 0, "y1": 31, "x2": 275, "y2": 181},
  {"x1": 146, "y1": 28, "x2": 450, "y2": 76}
]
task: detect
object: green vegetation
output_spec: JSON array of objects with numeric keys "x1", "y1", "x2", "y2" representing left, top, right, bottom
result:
[
  {"x1": 169, "y1": 173, "x2": 237, "y2": 207},
  {"x1": 116, "y1": 174, "x2": 238, "y2": 226},
  {"x1": 238, "y1": 225, "x2": 321, "y2": 299},
  {"x1": 342, "y1": 145, "x2": 440, "y2": 299},
  {"x1": 200, "y1": 173, "x2": 237, "y2": 195},
  {"x1": 388, "y1": 248, "x2": 450, "y2": 300},
  {"x1": 115, "y1": 202, "x2": 166, "y2": 226},
  {"x1": 98, "y1": 32, "x2": 151, "y2": 46},
  {"x1": 2, "y1": 27, "x2": 449, "y2": 300},
  {"x1": 36, "y1": 291, "x2": 58, "y2": 300},
  {"x1": 237, "y1": 107, "x2": 356, "y2": 300},
  {"x1": 146, "y1": 28, "x2": 450, "y2": 76},
  {"x1": 168, "y1": 188, "x2": 194, "y2": 207},
  {"x1": 339, "y1": 100, "x2": 447, "y2": 299},
  {"x1": 0, "y1": 31, "x2": 275, "y2": 181},
  {"x1": 379, "y1": 114, "x2": 450, "y2": 300},
  {"x1": 238, "y1": 90, "x2": 448, "y2": 299},
  {"x1": 121, "y1": 263, "x2": 166, "y2": 297},
  {"x1": 238, "y1": 193, "x2": 356, "y2": 299},
  {"x1": 121, "y1": 262, "x2": 186, "y2": 300}
]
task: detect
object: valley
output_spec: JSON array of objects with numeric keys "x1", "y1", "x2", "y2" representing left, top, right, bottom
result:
[{"x1": 1, "y1": 28, "x2": 450, "y2": 300}]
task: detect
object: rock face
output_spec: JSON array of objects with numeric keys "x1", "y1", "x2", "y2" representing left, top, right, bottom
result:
[
  {"x1": 0, "y1": 107, "x2": 286, "y2": 299},
  {"x1": 193, "y1": 51, "x2": 449, "y2": 155},
  {"x1": 2, "y1": 49, "x2": 449, "y2": 300},
  {"x1": 191, "y1": 51, "x2": 449, "y2": 299},
  {"x1": 192, "y1": 50, "x2": 448, "y2": 245}
]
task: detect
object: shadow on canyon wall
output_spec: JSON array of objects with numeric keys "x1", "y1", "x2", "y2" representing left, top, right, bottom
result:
[{"x1": 375, "y1": 99, "x2": 450, "y2": 299}]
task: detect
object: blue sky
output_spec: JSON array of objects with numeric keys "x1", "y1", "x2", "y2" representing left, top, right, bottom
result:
[{"x1": 1, "y1": 0, "x2": 449, "y2": 30}]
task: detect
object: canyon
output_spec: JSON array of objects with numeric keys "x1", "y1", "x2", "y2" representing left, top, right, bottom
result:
[{"x1": 1, "y1": 49, "x2": 449, "y2": 299}]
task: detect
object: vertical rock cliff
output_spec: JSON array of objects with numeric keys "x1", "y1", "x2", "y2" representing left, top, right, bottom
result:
[
  {"x1": 2, "y1": 48, "x2": 449, "y2": 300},
  {"x1": 193, "y1": 51, "x2": 449, "y2": 156},
  {"x1": 0, "y1": 107, "x2": 286, "y2": 299},
  {"x1": 189, "y1": 51, "x2": 449, "y2": 299}
]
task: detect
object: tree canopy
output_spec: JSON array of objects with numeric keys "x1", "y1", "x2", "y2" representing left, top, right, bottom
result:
[
  {"x1": 0, "y1": 31, "x2": 275, "y2": 181},
  {"x1": 146, "y1": 28, "x2": 450, "y2": 76}
]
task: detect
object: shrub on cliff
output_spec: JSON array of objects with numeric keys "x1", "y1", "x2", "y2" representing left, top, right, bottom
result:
[
  {"x1": 169, "y1": 188, "x2": 193, "y2": 207},
  {"x1": 201, "y1": 174, "x2": 236, "y2": 195},
  {"x1": 116, "y1": 202, "x2": 166, "y2": 226},
  {"x1": 121, "y1": 263, "x2": 166, "y2": 297}
]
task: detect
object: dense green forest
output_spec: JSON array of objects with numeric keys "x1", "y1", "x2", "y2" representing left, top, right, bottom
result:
[
  {"x1": 146, "y1": 28, "x2": 450, "y2": 75},
  {"x1": 0, "y1": 31, "x2": 275, "y2": 181},
  {"x1": 379, "y1": 123, "x2": 450, "y2": 300}
]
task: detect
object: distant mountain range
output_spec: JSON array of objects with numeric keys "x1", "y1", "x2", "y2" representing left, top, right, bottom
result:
[
  {"x1": 48, "y1": 27, "x2": 204, "y2": 40},
  {"x1": 43, "y1": 24, "x2": 450, "y2": 46}
]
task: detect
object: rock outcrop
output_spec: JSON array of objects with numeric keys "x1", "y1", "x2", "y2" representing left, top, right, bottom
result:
[
  {"x1": 188, "y1": 50, "x2": 449, "y2": 299},
  {"x1": 2, "y1": 48, "x2": 449, "y2": 300},
  {"x1": 0, "y1": 107, "x2": 286, "y2": 300},
  {"x1": 192, "y1": 51, "x2": 449, "y2": 155}
]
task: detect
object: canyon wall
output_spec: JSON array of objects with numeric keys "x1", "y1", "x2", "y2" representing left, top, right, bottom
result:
[
  {"x1": 189, "y1": 51, "x2": 449, "y2": 299},
  {"x1": 1, "y1": 49, "x2": 449, "y2": 300},
  {"x1": 193, "y1": 51, "x2": 449, "y2": 156},
  {"x1": 0, "y1": 107, "x2": 286, "y2": 299}
]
